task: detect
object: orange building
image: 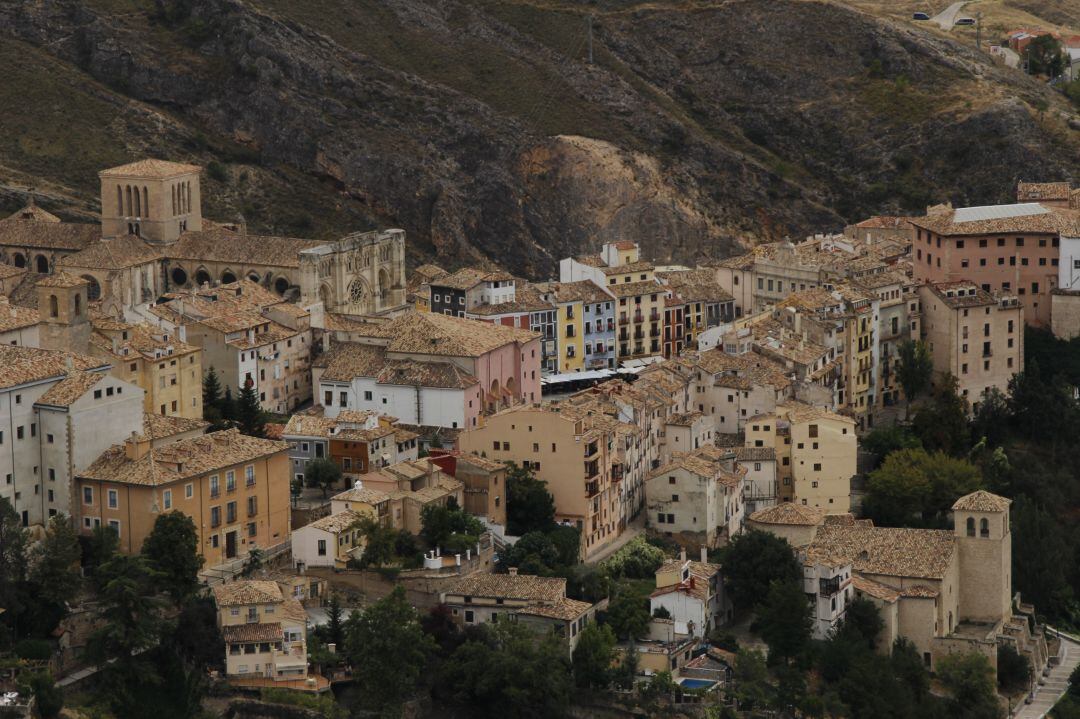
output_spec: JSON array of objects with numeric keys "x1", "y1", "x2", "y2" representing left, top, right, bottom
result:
[{"x1": 76, "y1": 428, "x2": 291, "y2": 566}]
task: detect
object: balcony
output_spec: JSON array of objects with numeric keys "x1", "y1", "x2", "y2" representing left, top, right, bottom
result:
[
  {"x1": 585, "y1": 479, "x2": 600, "y2": 497},
  {"x1": 584, "y1": 441, "x2": 599, "y2": 458},
  {"x1": 819, "y1": 576, "x2": 842, "y2": 597},
  {"x1": 633, "y1": 313, "x2": 644, "y2": 323},
  {"x1": 633, "y1": 330, "x2": 644, "y2": 340},
  {"x1": 650, "y1": 311, "x2": 660, "y2": 322},
  {"x1": 650, "y1": 327, "x2": 660, "y2": 337}
]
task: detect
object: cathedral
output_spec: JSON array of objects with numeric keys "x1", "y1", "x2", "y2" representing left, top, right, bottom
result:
[{"x1": 0, "y1": 159, "x2": 407, "y2": 322}]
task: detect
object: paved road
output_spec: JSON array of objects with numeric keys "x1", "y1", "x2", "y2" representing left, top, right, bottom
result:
[
  {"x1": 931, "y1": 1, "x2": 968, "y2": 30},
  {"x1": 1015, "y1": 634, "x2": 1079, "y2": 719}
]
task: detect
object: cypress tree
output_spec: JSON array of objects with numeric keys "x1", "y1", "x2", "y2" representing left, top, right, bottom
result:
[{"x1": 237, "y1": 378, "x2": 265, "y2": 437}]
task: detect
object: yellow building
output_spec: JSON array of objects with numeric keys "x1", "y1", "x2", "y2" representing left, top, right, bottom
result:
[
  {"x1": 76, "y1": 428, "x2": 291, "y2": 567},
  {"x1": 212, "y1": 580, "x2": 309, "y2": 682},
  {"x1": 612, "y1": 281, "x2": 666, "y2": 361},
  {"x1": 89, "y1": 315, "x2": 204, "y2": 419},
  {"x1": 458, "y1": 404, "x2": 621, "y2": 559},
  {"x1": 538, "y1": 283, "x2": 587, "y2": 373},
  {"x1": 744, "y1": 401, "x2": 855, "y2": 512}
]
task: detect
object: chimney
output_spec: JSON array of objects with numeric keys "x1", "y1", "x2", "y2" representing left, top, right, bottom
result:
[
  {"x1": 508, "y1": 567, "x2": 519, "y2": 576},
  {"x1": 353, "y1": 479, "x2": 363, "y2": 491},
  {"x1": 701, "y1": 546, "x2": 708, "y2": 564},
  {"x1": 125, "y1": 431, "x2": 151, "y2": 461},
  {"x1": 65, "y1": 356, "x2": 74, "y2": 372},
  {"x1": 679, "y1": 547, "x2": 686, "y2": 562}
]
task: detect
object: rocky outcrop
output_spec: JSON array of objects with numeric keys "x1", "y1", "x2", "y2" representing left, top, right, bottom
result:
[{"x1": 0, "y1": 0, "x2": 1076, "y2": 277}]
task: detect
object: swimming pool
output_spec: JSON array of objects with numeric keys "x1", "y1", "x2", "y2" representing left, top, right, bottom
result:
[{"x1": 678, "y1": 678, "x2": 717, "y2": 690}]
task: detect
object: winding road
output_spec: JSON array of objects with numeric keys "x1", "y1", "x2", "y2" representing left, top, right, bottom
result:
[{"x1": 930, "y1": 1, "x2": 968, "y2": 30}]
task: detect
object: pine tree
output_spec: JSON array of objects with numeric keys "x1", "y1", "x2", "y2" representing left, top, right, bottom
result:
[
  {"x1": 327, "y1": 593, "x2": 344, "y2": 647},
  {"x1": 237, "y1": 378, "x2": 265, "y2": 437},
  {"x1": 202, "y1": 368, "x2": 222, "y2": 416},
  {"x1": 220, "y1": 386, "x2": 237, "y2": 423}
]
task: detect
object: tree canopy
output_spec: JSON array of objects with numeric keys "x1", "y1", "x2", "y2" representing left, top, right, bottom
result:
[
  {"x1": 305, "y1": 458, "x2": 342, "y2": 498},
  {"x1": 142, "y1": 512, "x2": 203, "y2": 600},
  {"x1": 505, "y1": 462, "x2": 556, "y2": 536},
  {"x1": 863, "y1": 448, "x2": 982, "y2": 527},
  {"x1": 718, "y1": 530, "x2": 802, "y2": 613}
]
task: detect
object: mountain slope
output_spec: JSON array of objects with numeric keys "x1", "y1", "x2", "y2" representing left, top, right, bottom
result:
[{"x1": 0, "y1": 0, "x2": 1076, "y2": 277}]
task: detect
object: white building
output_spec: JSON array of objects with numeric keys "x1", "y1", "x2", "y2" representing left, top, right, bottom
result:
[
  {"x1": 646, "y1": 445, "x2": 746, "y2": 548},
  {"x1": 649, "y1": 554, "x2": 727, "y2": 636},
  {"x1": 802, "y1": 548, "x2": 854, "y2": 640},
  {"x1": 291, "y1": 510, "x2": 364, "y2": 569},
  {"x1": 0, "y1": 345, "x2": 144, "y2": 527}
]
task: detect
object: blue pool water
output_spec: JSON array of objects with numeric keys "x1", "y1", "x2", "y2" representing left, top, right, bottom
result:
[{"x1": 678, "y1": 678, "x2": 716, "y2": 690}]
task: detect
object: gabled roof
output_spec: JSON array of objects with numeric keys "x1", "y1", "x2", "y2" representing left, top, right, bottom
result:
[
  {"x1": 808, "y1": 525, "x2": 956, "y2": 580},
  {"x1": 167, "y1": 228, "x2": 324, "y2": 268},
  {"x1": 99, "y1": 159, "x2": 202, "y2": 178},
  {"x1": 909, "y1": 204, "x2": 1080, "y2": 236},
  {"x1": 59, "y1": 235, "x2": 162, "y2": 270},
  {"x1": 35, "y1": 371, "x2": 106, "y2": 407},
  {"x1": 351, "y1": 311, "x2": 539, "y2": 357},
  {"x1": 306, "y1": 509, "x2": 362, "y2": 533},
  {"x1": 748, "y1": 502, "x2": 824, "y2": 527},
  {"x1": 0, "y1": 345, "x2": 107, "y2": 390},
  {"x1": 0, "y1": 215, "x2": 99, "y2": 251},
  {"x1": 444, "y1": 573, "x2": 566, "y2": 603},
  {"x1": 213, "y1": 580, "x2": 283, "y2": 607},
  {"x1": 222, "y1": 622, "x2": 284, "y2": 644}
]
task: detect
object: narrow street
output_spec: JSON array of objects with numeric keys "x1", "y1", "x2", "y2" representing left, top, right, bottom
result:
[
  {"x1": 1014, "y1": 633, "x2": 1079, "y2": 718},
  {"x1": 583, "y1": 513, "x2": 646, "y2": 565}
]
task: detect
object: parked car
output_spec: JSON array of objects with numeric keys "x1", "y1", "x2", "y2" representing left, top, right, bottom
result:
[
  {"x1": 912, "y1": 12, "x2": 930, "y2": 20},
  {"x1": 955, "y1": 17, "x2": 976, "y2": 25}
]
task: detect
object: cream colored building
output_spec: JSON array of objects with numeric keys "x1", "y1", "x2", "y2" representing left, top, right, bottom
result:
[
  {"x1": 744, "y1": 401, "x2": 856, "y2": 512},
  {"x1": 0, "y1": 295, "x2": 39, "y2": 347},
  {"x1": 212, "y1": 580, "x2": 309, "y2": 681},
  {"x1": 291, "y1": 509, "x2": 365, "y2": 569},
  {"x1": 918, "y1": 282, "x2": 1024, "y2": 410},
  {"x1": 645, "y1": 446, "x2": 745, "y2": 548},
  {"x1": 458, "y1": 403, "x2": 621, "y2": 559}
]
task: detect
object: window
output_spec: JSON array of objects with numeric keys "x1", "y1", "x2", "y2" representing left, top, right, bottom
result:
[
  {"x1": 980, "y1": 518, "x2": 989, "y2": 538},
  {"x1": 246, "y1": 465, "x2": 255, "y2": 486},
  {"x1": 966, "y1": 517, "x2": 975, "y2": 536},
  {"x1": 108, "y1": 519, "x2": 121, "y2": 537},
  {"x1": 163, "y1": 490, "x2": 172, "y2": 510},
  {"x1": 317, "y1": 539, "x2": 327, "y2": 556},
  {"x1": 808, "y1": 424, "x2": 818, "y2": 438},
  {"x1": 107, "y1": 489, "x2": 118, "y2": 509},
  {"x1": 83, "y1": 486, "x2": 93, "y2": 505},
  {"x1": 248, "y1": 496, "x2": 258, "y2": 517},
  {"x1": 324, "y1": 390, "x2": 333, "y2": 406},
  {"x1": 364, "y1": 391, "x2": 373, "y2": 401},
  {"x1": 226, "y1": 471, "x2": 236, "y2": 493},
  {"x1": 185, "y1": 483, "x2": 194, "y2": 499},
  {"x1": 210, "y1": 475, "x2": 220, "y2": 498},
  {"x1": 813, "y1": 463, "x2": 822, "y2": 471},
  {"x1": 227, "y1": 501, "x2": 237, "y2": 524}
]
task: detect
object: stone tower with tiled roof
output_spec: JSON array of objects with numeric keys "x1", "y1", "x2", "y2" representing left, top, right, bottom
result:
[
  {"x1": 953, "y1": 490, "x2": 1012, "y2": 624},
  {"x1": 99, "y1": 159, "x2": 203, "y2": 246},
  {"x1": 37, "y1": 272, "x2": 91, "y2": 353}
]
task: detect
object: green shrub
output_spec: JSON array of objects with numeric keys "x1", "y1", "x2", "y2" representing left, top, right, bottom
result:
[{"x1": 13, "y1": 638, "x2": 52, "y2": 661}]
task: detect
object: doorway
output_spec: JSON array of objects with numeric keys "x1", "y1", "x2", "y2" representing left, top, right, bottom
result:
[{"x1": 226, "y1": 531, "x2": 237, "y2": 560}]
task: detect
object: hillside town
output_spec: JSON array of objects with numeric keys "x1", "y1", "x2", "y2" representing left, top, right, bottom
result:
[{"x1": 0, "y1": 160, "x2": 1079, "y2": 719}]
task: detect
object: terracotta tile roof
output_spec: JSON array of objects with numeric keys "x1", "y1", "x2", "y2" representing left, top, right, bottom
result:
[
  {"x1": 732, "y1": 447, "x2": 775, "y2": 462},
  {"x1": 613, "y1": 241, "x2": 638, "y2": 251},
  {"x1": 431, "y1": 267, "x2": 514, "y2": 290},
  {"x1": 0, "y1": 345, "x2": 107, "y2": 390},
  {"x1": 409, "y1": 264, "x2": 448, "y2": 289},
  {"x1": 0, "y1": 263, "x2": 27, "y2": 280},
  {"x1": 608, "y1": 280, "x2": 662, "y2": 298},
  {"x1": 393, "y1": 427, "x2": 419, "y2": 443},
  {"x1": 316, "y1": 342, "x2": 387, "y2": 382},
  {"x1": 909, "y1": 204, "x2": 1080, "y2": 236},
  {"x1": 518, "y1": 597, "x2": 592, "y2": 621},
  {"x1": 376, "y1": 359, "x2": 479, "y2": 389},
  {"x1": 822, "y1": 514, "x2": 857, "y2": 527},
  {"x1": 852, "y1": 575, "x2": 899, "y2": 602},
  {"x1": 80, "y1": 428, "x2": 289, "y2": 487},
  {"x1": 37, "y1": 271, "x2": 89, "y2": 289},
  {"x1": 141, "y1": 412, "x2": 209, "y2": 440},
  {"x1": 457, "y1": 454, "x2": 506, "y2": 472},
  {"x1": 951, "y1": 490, "x2": 1010, "y2": 513},
  {"x1": 213, "y1": 579, "x2": 283, "y2": 606},
  {"x1": 360, "y1": 312, "x2": 538, "y2": 357},
  {"x1": 924, "y1": 281, "x2": 997, "y2": 310},
  {"x1": 1016, "y1": 181, "x2": 1071, "y2": 202},
  {"x1": 776, "y1": 401, "x2": 855, "y2": 425},
  {"x1": 90, "y1": 320, "x2": 199, "y2": 362},
  {"x1": 99, "y1": 159, "x2": 202, "y2": 178},
  {"x1": 666, "y1": 411, "x2": 703, "y2": 427},
  {"x1": 808, "y1": 525, "x2": 956, "y2": 580},
  {"x1": 900, "y1": 584, "x2": 939, "y2": 598},
  {"x1": 221, "y1": 622, "x2": 283, "y2": 644},
  {"x1": 855, "y1": 270, "x2": 909, "y2": 290},
  {"x1": 332, "y1": 485, "x2": 391, "y2": 505},
  {"x1": 0, "y1": 216, "x2": 99, "y2": 251},
  {"x1": 0, "y1": 297, "x2": 39, "y2": 332},
  {"x1": 280, "y1": 596, "x2": 308, "y2": 624},
  {"x1": 6, "y1": 203, "x2": 61, "y2": 223},
  {"x1": 168, "y1": 228, "x2": 324, "y2": 268},
  {"x1": 600, "y1": 261, "x2": 654, "y2": 276},
  {"x1": 854, "y1": 216, "x2": 913, "y2": 229},
  {"x1": 307, "y1": 509, "x2": 362, "y2": 533},
  {"x1": 36, "y1": 371, "x2": 106, "y2": 407},
  {"x1": 748, "y1": 502, "x2": 824, "y2": 526},
  {"x1": 444, "y1": 573, "x2": 567, "y2": 603},
  {"x1": 545, "y1": 280, "x2": 613, "y2": 305},
  {"x1": 58, "y1": 236, "x2": 162, "y2": 270}
]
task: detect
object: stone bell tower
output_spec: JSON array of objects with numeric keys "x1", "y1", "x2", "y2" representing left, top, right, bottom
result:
[
  {"x1": 37, "y1": 272, "x2": 91, "y2": 353},
  {"x1": 99, "y1": 159, "x2": 203, "y2": 245},
  {"x1": 953, "y1": 490, "x2": 1012, "y2": 624}
]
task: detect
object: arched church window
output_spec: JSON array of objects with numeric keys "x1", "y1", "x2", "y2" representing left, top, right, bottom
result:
[
  {"x1": 979, "y1": 518, "x2": 989, "y2": 538},
  {"x1": 966, "y1": 517, "x2": 975, "y2": 537},
  {"x1": 48, "y1": 295, "x2": 58, "y2": 318}
]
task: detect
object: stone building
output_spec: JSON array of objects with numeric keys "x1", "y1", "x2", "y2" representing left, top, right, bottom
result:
[{"x1": 645, "y1": 445, "x2": 746, "y2": 548}]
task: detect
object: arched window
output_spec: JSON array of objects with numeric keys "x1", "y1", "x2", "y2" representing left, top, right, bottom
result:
[
  {"x1": 966, "y1": 517, "x2": 975, "y2": 536},
  {"x1": 143, "y1": 187, "x2": 149, "y2": 218},
  {"x1": 133, "y1": 185, "x2": 141, "y2": 217},
  {"x1": 117, "y1": 185, "x2": 123, "y2": 214},
  {"x1": 980, "y1": 518, "x2": 989, "y2": 538},
  {"x1": 35, "y1": 255, "x2": 49, "y2": 274},
  {"x1": 172, "y1": 185, "x2": 177, "y2": 216},
  {"x1": 12, "y1": 253, "x2": 25, "y2": 268},
  {"x1": 186, "y1": 181, "x2": 192, "y2": 213},
  {"x1": 48, "y1": 295, "x2": 58, "y2": 318},
  {"x1": 125, "y1": 186, "x2": 132, "y2": 216},
  {"x1": 74, "y1": 293, "x2": 82, "y2": 317}
]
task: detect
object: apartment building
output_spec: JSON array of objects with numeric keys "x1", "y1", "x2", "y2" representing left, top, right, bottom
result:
[
  {"x1": 539, "y1": 280, "x2": 616, "y2": 372},
  {"x1": 76, "y1": 428, "x2": 291, "y2": 566},
  {"x1": 918, "y1": 282, "x2": 1024, "y2": 408},
  {"x1": 154, "y1": 280, "x2": 312, "y2": 413},
  {"x1": 458, "y1": 403, "x2": 621, "y2": 559},
  {"x1": 645, "y1": 445, "x2": 746, "y2": 547},
  {"x1": 283, "y1": 410, "x2": 416, "y2": 483},
  {"x1": 855, "y1": 271, "x2": 921, "y2": 408},
  {"x1": 212, "y1": 580, "x2": 309, "y2": 682},
  {"x1": 427, "y1": 450, "x2": 508, "y2": 528},
  {"x1": 657, "y1": 268, "x2": 736, "y2": 347},
  {"x1": 744, "y1": 401, "x2": 856, "y2": 512},
  {"x1": 649, "y1": 554, "x2": 726, "y2": 638},
  {"x1": 676, "y1": 348, "x2": 794, "y2": 434},
  {"x1": 429, "y1": 269, "x2": 516, "y2": 317},
  {"x1": 909, "y1": 201, "x2": 1080, "y2": 327}
]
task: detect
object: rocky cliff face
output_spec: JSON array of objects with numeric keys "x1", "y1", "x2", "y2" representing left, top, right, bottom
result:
[{"x1": 0, "y1": 0, "x2": 1076, "y2": 277}]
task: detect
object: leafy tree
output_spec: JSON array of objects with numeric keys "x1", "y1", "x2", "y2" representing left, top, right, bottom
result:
[
  {"x1": 1026, "y1": 34, "x2": 1066, "y2": 77},
  {"x1": 500, "y1": 531, "x2": 561, "y2": 575},
  {"x1": 892, "y1": 638, "x2": 930, "y2": 701},
  {"x1": 732, "y1": 649, "x2": 772, "y2": 710},
  {"x1": 326, "y1": 593, "x2": 345, "y2": 648},
  {"x1": 718, "y1": 530, "x2": 802, "y2": 613},
  {"x1": 142, "y1": 512, "x2": 203, "y2": 600},
  {"x1": 241, "y1": 546, "x2": 265, "y2": 577},
  {"x1": 1011, "y1": 495, "x2": 1075, "y2": 620},
  {"x1": 605, "y1": 588, "x2": 650, "y2": 641},
  {"x1": 25, "y1": 513, "x2": 80, "y2": 633},
  {"x1": 971, "y1": 388, "x2": 1011, "y2": 447},
  {"x1": 88, "y1": 554, "x2": 167, "y2": 711},
  {"x1": 862, "y1": 424, "x2": 922, "y2": 467},
  {"x1": 997, "y1": 644, "x2": 1032, "y2": 694},
  {"x1": 17, "y1": 671, "x2": 63, "y2": 719},
  {"x1": 897, "y1": 339, "x2": 933, "y2": 417},
  {"x1": 600, "y1": 535, "x2": 666, "y2": 579},
  {"x1": 565, "y1": 564, "x2": 613, "y2": 604},
  {"x1": 572, "y1": 622, "x2": 616, "y2": 689},
  {"x1": 547, "y1": 525, "x2": 582, "y2": 567},
  {"x1": 653, "y1": 605, "x2": 672, "y2": 619},
  {"x1": 81, "y1": 523, "x2": 118, "y2": 578},
  {"x1": 911, "y1": 375, "x2": 970, "y2": 455},
  {"x1": 863, "y1": 448, "x2": 982, "y2": 527},
  {"x1": 505, "y1": 462, "x2": 556, "y2": 535},
  {"x1": 168, "y1": 597, "x2": 223, "y2": 670},
  {"x1": 305, "y1": 458, "x2": 342, "y2": 498},
  {"x1": 1071, "y1": 663, "x2": 1080, "y2": 699},
  {"x1": 421, "y1": 499, "x2": 484, "y2": 549},
  {"x1": 439, "y1": 621, "x2": 572, "y2": 719},
  {"x1": 0, "y1": 498, "x2": 28, "y2": 633},
  {"x1": 1008, "y1": 363, "x2": 1080, "y2": 457},
  {"x1": 937, "y1": 652, "x2": 1003, "y2": 719},
  {"x1": 837, "y1": 597, "x2": 884, "y2": 649},
  {"x1": 355, "y1": 516, "x2": 397, "y2": 568},
  {"x1": 756, "y1": 579, "x2": 811, "y2": 665},
  {"x1": 345, "y1": 586, "x2": 434, "y2": 716},
  {"x1": 236, "y1": 377, "x2": 265, "y2": 437}
]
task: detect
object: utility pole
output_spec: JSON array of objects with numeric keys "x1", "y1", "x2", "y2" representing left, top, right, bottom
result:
[
  {"x1": 976, "y1": 11, "x2": 982, "y2": 50},
  {"x1": 587, "y1": 15, "x2": 594, "y2": 64}
]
